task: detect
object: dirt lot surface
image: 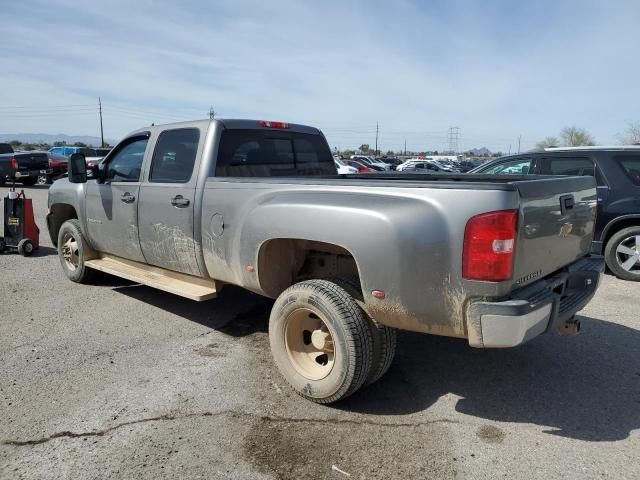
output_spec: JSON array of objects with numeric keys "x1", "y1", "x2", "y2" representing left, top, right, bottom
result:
[{"x1": 1, "y1": 185, "x2": 639, "y2": 479}]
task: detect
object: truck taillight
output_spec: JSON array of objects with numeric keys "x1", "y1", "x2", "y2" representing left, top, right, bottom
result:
[
  {"x1": 11, "y1": 157, "x2": 18, "y2": 170},
  {"x1": 258, "y1": 120, "x2": 290, "y2": 129},
  {"x1": 463, "y1": 210, "x2": 518, "y2": 281}
]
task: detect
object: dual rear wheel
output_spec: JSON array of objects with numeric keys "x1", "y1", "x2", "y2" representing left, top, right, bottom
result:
[{"x1": 269, "y1": 279, "x2": 396, "y2": 403}]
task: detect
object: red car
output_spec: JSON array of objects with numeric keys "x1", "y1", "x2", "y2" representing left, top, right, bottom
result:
[{"x1": 344, "y1": 159, "x2": 376, "y2": 173}]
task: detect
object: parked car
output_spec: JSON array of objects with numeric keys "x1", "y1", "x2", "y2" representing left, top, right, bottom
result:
[
  {"x1": 0, "y1": 144, "x2": 51, "y2": 186},
  {"x1": 48, "y1": 118, "x2": 602, "y2": 404},
  {"x1": 470, "y1": 146, "x2": 640, "y2": 281},
  {"x1": 334, "y1": 157, "x2": 358, "y2": 174},
  {"x1": 398, "y1": 161, "x2": 443, "y2": 173},
  {"x1": 351, "y1": 155, "x2": 390, "y2": 171},
  {"x1": 378, "y1": 157, "x2": 402, "y2": 170},
  {"x1": 344, "y1": 159, "x2": 376, "y2": 173},
  {"x1": 49, "y1": 146, "x2": 112, "y2": 162},
  {"x1": 38, "y1": 152, "x2": 69, "y2": 184},
  {"x1": 397, "y1": 158, "x2": 454, "y2": 172},
  {"x1": 457, "y1": 159, "x2": 484, "y2": 173}
]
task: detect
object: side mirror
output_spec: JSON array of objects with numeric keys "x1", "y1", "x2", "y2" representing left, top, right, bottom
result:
[{"x1": 68, "y1": 153, "x2": 87, "y2": 183}]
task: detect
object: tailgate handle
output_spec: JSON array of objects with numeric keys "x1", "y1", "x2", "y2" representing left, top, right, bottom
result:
[{"x1": 560, "y1": 194, "x2": 574, "y2": 214}]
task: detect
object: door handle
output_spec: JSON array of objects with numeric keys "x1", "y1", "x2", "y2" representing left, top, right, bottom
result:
[
  {"x1": 171, "y1": 195, "x2": 190, "y2": 208},
  {"x1": 121, "y1": 192, "x2": 136, "y2": 203}
]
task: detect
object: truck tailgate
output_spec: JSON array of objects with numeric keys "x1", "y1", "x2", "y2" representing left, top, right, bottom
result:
[
  {"x1": 15, "y1": 153, "x2": 49, "y2": 172},
  {"x1": 511, "y1": 176, "x2": 597, "y2": 288}
]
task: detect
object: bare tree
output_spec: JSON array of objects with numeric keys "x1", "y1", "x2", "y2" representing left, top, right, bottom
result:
[
  {"x1": 560, "y1": 126, "x2": 595, "y2": 146},
  {"x1": 618, "y1": 122, "x2": 640, "y2": 145},
  {"x1": 536, "y1": 136, "x2": 560, "y2": 149}
]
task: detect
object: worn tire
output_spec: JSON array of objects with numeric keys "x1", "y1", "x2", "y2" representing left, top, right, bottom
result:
[
  {"x1": 327, "y1": 275, "x2": 397, "y2": 386},
  {"x1": 269, "y1": 279, "x2": 373, "y2": 403},
  {"x1": 605, "y1": 226, "x2": 640, "y2": 281},
  {"x1": 17, "y1": 239, "x2": 35, "y2": 256},
  {"x1": 57, "y1": 219, "x2": 95, "y2": 283}
]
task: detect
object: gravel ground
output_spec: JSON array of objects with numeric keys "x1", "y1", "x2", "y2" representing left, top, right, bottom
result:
[{"x1": 1, "y1": 185, "x2": 639, "y2": 480}]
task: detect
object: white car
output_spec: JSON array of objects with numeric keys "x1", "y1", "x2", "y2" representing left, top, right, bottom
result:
[
  {"x1": 334, "y1": 158, "x2": 358, "y2": 174},
  {"x1": 397, "y1": 158, "x2": 456, "y2": 172}
]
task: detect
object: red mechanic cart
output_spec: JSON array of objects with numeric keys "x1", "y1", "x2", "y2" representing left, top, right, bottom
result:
[{"x1": 0, "y1": 186, "x2": 40, "y2": 256}]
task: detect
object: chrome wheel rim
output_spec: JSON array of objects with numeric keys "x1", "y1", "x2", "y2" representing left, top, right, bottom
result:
[
  {"x1": 615, "y1": 235, "x2": 640, "y2": 273},
  {"x1": 61, "y1": 232, "x2": 79, "y2": 271},
  {"x1": 37, "y1": 175, "x2": 48, "y2": 185},
  {"x1": 284, "y1": 308, "x2": 336, "y2": 380}
]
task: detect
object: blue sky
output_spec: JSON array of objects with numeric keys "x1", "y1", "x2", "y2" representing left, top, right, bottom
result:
[{"x1": 1, "y1": 0, "x2": 638, "y2": 152}]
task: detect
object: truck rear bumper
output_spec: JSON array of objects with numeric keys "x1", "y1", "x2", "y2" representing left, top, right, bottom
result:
[
  {"x1": 466, "y1": 256, "x2": 604, "y2": 348},
  {"x1": 15, "y1": 169, "x2": 52, "y2": 178}
]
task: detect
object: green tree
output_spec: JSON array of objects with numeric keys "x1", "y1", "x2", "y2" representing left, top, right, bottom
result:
[
  {"x1": 9, "y1": 140, "x2": 22, "y2": 147},
  {"x1": 358, "y1": 144, "x2": 372, "y2": 154},
  {"x1": 536, "y1": 136, "x2": 560, "y2": 149},
  {"x1": 73, "y1": 141, "x2": 89, "y2": 147},
  {"x1": 560, "y1": 126, "x2": 595, "y2": 146},
  {"x1": 618, "y1": 122, "x2": 640, "y2": 145},
  {"x1": 53, "y1": 141, "x2": 67, "y2": 147}
]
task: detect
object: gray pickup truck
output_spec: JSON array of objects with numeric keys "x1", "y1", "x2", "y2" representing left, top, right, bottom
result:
[{"x1": 47, "y1": 119, "x2": 603, "y2": 403}]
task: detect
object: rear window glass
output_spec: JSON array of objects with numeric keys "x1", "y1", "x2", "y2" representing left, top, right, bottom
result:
[
  {"x1": 544, "y1": 157, "x2": 594, "y2": 176},
  {"x1": 214, "y1": 130, "x2": 335, "y2": 177},
  {"x1": 616, "y1": 155, "x2": 640, "y2": 185}
]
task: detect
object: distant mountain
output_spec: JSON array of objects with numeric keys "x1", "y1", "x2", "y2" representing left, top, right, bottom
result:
[
  {"x1": 0, "y1": 133, "x2": 118, "y2": 146},
  {"x1": 468, "y1": 147, "x2": 492, "y2": 156}
]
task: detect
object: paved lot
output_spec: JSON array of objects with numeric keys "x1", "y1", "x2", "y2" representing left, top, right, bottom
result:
[{"x1": 1, "y1": 185, "x2": 639, "y2": 480}]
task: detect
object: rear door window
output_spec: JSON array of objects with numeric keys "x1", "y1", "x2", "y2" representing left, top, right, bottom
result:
[
  {"x1": 149, "y1": 128, "x2": 200, "y2": 183},
  {"x1": 215, "y1": 130, "x2": 334, "y2": 177},
  {"x1": 616, "y1": 155, "x2": 640, "y2": 185}
]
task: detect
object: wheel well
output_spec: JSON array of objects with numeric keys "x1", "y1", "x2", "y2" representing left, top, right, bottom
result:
[
  {"x1": 257, "y1": 239, "x2": 360, "y2": 298},
  {"x1": 603, "y1": 218, "x2": 640, "y2": 248},
  {"x1": 49, "y1": 204, "x2": 78, "y2": 247}
]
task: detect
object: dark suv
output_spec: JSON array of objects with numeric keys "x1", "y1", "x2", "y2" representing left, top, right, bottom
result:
[{"x1": 470, "y1": 146, "x2": 640, "y2": 281}]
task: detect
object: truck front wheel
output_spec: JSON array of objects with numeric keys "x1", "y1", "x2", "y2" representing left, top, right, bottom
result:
[
  {"x1": 269, "y1": 280, "x2": 373, "y2": 403},
  {"x1": 57, "y1": 219, "x2": 95, "y2": 283}
]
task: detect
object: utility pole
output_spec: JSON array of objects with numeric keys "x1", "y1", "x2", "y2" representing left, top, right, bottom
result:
[
  {"x1": 98, "y1": 97, "x2": 104, "y2": 147},
  {"x1": 209, "y1": 106, "x2": 215, "y2": 119},
  {"x1": 517, "y1": 135, "x2": 522, "y2": 154},
  {"x1": 375, "y1": 121, "x2": 379, "y2": 156},
  {"x1": 404, "y1": 139, "x2": 407, "y2": 156},
  {"x1": 448, "y1": 126, "x2": 461, "y2": 153},
  {"x1": 508, "y1": 144, "x2": 511, "y2": 155}
]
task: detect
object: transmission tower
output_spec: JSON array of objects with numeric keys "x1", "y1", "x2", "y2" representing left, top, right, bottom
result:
[{"x1": 448, "y1": 126, "x2": 461, "y2": 153}]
